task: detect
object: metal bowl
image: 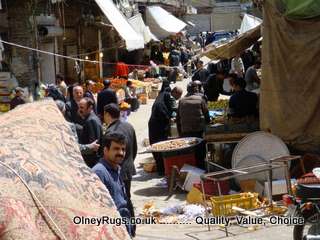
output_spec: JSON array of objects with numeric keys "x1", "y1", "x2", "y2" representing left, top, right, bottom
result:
[{"x1": 148, "y1": 137, "x2": 203, "y2": 153}]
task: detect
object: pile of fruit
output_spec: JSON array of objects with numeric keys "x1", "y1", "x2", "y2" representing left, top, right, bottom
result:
[
  {"x1": 110, "y1": 78, "x2": 128, "y2": 90},
  {"x1": 207, "y1": 100, "x2": 228, "y2": 110},
  {"x1": 119, "y1": 101, "x2": 131, "y2": 110}
]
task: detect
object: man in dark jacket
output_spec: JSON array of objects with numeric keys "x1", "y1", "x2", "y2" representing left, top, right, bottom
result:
[
  {"x1": 192, "y1": 61, "x2": 209, "y2": 84},
  {"x1": 78, "y1": 97, "x2": 103, "y2": 168},
  {"x1": 177, "y1": 82, "x2": 210, "y2": 169},
  {"x1": 97, "y1": 80, "x2": 118, "y2": 118},
  {"x1": 228, "y1": 78, "x2": 258, "y2": 119},
  {"x1": 177, "y1": 82, "x2": 210, "y2": 138},
  {"x1": 148, "y1": 87, "x2": 182, "y2": 175},
  {"x1": 204, "y1": 71, "x2": 233, "y2": 101},
  {"x1": 65, "y1": 85, "x2": 84, "y2": 126},
  {"x1": 103, "y1": 103, "x2": 137, "y2": 198}
]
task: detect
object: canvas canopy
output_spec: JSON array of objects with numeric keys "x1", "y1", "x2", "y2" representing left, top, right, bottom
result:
[
  {"x1": 239, "y1": 14, "x2": 262, "y2": 34},
  {"x1": 146, "y1": 6, "x2": 187, "y2": 39},
  {"x1": 128, "y1": 14, "x2": 159, "y2": 44},
  {"x1": 260, "y1": 1, "x2": 320, "y2": 152},
  {"x1": 201, "y1": 25, "x2": 261, "y2": 60},
  {"x1": 0, "y1": 100, "x2": 130, "y2": 239},
  {"x1": 95, "y1": 0, "x2": 144, "y2": 51}
]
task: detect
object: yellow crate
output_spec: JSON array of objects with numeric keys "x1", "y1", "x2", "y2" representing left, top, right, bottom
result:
[{"x1": 210, "y1": 192, "x2": 259, "y2": 216}]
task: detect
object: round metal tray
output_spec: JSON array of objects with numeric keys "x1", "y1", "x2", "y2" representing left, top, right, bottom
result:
[
  {"x1": 148, "y1": 137, "x2": 202, "y2": 153},
  {"x1": 232, "y1": 131, "x2": 290, "y2": 183}
]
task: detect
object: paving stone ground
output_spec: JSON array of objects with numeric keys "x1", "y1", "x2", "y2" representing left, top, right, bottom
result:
[{"x1": 127, "y1": 79, "x2": 293, "y2": 240}]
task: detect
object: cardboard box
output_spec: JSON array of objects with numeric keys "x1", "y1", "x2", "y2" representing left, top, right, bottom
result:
[{"x1": 180, "y1": 164, "x2": 205, "y2": 192}]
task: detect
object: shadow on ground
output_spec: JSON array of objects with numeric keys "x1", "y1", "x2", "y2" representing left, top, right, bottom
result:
[{"x1": 133, "y1": 186, "x2": 186, "y2": 199}]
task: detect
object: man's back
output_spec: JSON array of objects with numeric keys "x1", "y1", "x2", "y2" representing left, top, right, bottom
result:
[
  {"x1": 97, "y1": 88, "x2": 118, "y2": 116},
  {"x1": 178, "y1": 95, "x2": 209, "y2": 134},
  {"x1": 106, "y1": 120, "x2": 137, "y2": 180},
  {"x1": 204, "y1": 74, "x2": 223, "y2": 101},
  {"x1": 229, "y1": 90, "x2": 258, "y2": 118}
]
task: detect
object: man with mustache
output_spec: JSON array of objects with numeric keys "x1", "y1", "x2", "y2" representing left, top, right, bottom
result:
[
  {"x1": 92, "y1": 133, "x2": 135, "y2": 237},
  {"x1": 78, "y1": 97, "x2": 102, "y2": 168}
]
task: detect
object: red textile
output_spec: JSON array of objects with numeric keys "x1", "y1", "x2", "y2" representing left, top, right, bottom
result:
[{"x1": 115, "y1": 62, "x2": 129, "y2": 77}]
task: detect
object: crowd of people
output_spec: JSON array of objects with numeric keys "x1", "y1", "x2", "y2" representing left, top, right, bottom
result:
[
  {"x1": 148, "y1": 46, "x2": 261, "y2": 175},
  {"x1": 45, "y1": 75, "x2": 137, "y2": 237},
  {"x1": 6, "y1": 35, "x2": 262, "y2": 237}
]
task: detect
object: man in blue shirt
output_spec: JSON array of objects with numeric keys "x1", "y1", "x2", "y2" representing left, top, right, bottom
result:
[{"x1": 92, "y1": 133, "x2": 135, "y2": 237}]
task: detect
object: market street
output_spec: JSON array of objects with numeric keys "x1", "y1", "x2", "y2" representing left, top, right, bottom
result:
[
  {"x1": 128, "y1": 79, "x2": 294, "y2": 240},
  {"x1": 1, "y1": 1, "x2": 320, "y2": 239}
]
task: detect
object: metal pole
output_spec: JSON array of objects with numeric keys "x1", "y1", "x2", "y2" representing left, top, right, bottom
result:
[
  {"x1": 283, "y1": 162, "x2": 292, "y2": 195},
  {"x1": 267, "y1": 164, "x2": 273, "y2": 206},
  {"x1": 98, "y1": 29, "x2": 103, "y2": 79},
  {"x1": 200, "y1": 177, "x2": 210, "y2": 231}
]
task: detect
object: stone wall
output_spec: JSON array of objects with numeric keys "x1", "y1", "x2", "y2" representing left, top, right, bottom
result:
[{"x1": 7, "y1": 0, "x2": 36, "y2": 88}]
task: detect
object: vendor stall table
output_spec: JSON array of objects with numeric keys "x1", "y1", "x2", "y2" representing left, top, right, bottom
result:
[
  {"x1": 200, "y1": 155, "x2": 301, "y2": 235},
  {"x1": 204, "y1": 132, "x2": 252, "y2": 171}
]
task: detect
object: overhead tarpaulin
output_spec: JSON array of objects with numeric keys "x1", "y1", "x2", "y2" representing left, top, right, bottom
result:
[
  {"x1": 201, "y1": 25, "x2": 261, "y2": 60},
  {"x1": 95, "y1": 0, "x2": 144, "y2": 51},
  {"x1": 146, "y1": 6, "x2": 187, "y2": 39},
  {"x1": 260, "y1": 1, "x2": 320, "y2": 152},
  {"x1": 128, "y1": 14, "x2": 159, "y2": 44},
  {"x1": 239, "y1": 14, "x2": 262, "y2": 34},
  {"x1": 0, "y1": 100, "x2": 131, "y2": 239}
]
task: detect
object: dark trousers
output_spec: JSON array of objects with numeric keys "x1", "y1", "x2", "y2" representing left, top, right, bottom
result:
[
  {"x1": 123, "y1": 179, "x2": 136, "y2": 237},
  {"x1": 152, "y1": 152, "x2": 165, "y2": 176}
]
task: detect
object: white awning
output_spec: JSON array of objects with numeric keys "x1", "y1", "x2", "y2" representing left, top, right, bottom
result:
[
  {"x1": 128, "y1": 14, "x2": 159, "y2": 44},
  {"x1": 94, "y1": 0, "x2": 144, "y2": 51},
  {"x1": 146, "y1": 6, "x2": 187, "y2": 39},
  {"x1": 239, "y1": 14, "x2": 262, "y2": 34}
]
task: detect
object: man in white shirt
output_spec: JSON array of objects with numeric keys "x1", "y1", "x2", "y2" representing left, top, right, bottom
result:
[{"x1": 230, "y1": 55, "x2": 245, "y2": 77}]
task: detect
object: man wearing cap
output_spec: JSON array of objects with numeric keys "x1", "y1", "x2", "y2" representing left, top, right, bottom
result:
[
  {"x1": 10, "y1": 87, "x2": 25, "y2": 110},
  {"x1": 97, "y1": 80, "x2": 118, "y2": 119}
]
